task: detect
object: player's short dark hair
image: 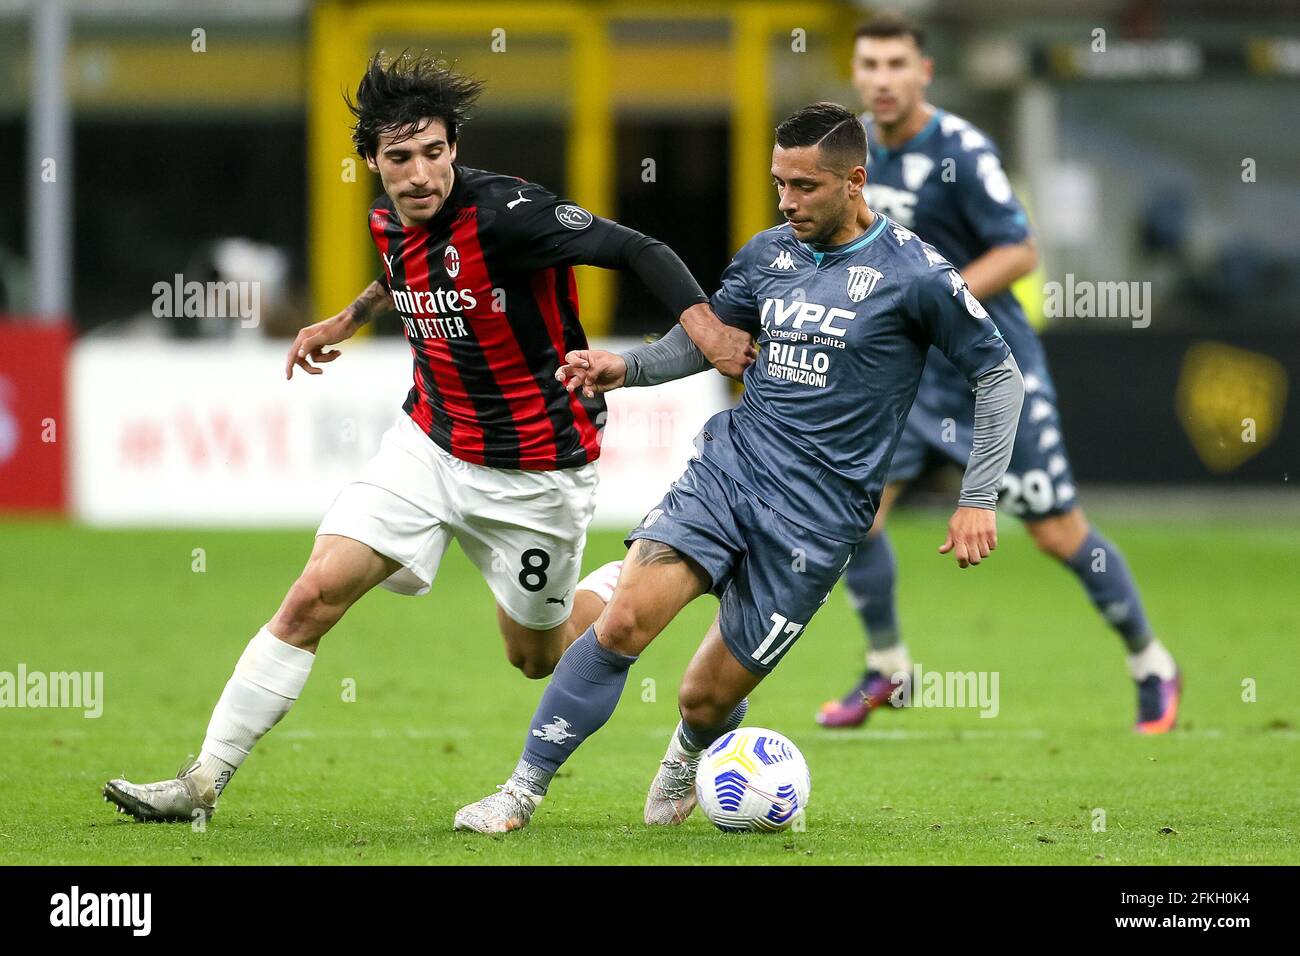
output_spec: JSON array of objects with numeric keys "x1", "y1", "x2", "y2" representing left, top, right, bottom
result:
[
  {"x1": 854, "y1": 11, "x2": 927, "y2": 51},
  {"x1": 347, "y1": 51, "x2": 485, "y2": 159},
  {"x1": 775, "y1": 102, "x2": 867, "y2": 176}
]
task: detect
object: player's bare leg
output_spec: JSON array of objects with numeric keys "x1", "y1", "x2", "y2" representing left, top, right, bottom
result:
[
  {"x1": 454, "y1": 542, "x2": 706, "y2": 832},
  {"x1": 103, "y1": 534, "x2": 399, "y2": 822},
  {"x1": 818, "y1": 479, "x2": 914, "y2": 727},
  {"x1": 495, "y1": 561, "x2": 623, "y2": 679},
  {"x1": 1026, "y1": 507, "x2": 1180, "y2": 733},
  {"x1": 645, "y1": 617, "x2": 762, "y2": 825}
]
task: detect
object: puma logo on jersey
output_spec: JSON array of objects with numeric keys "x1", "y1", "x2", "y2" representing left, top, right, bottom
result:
[
  {"x1": 506, "y1": 189, "x2": 532, "y2": 209},
  {"x1": 770, "y1": 250, "x2": 796, "y2": 270}
]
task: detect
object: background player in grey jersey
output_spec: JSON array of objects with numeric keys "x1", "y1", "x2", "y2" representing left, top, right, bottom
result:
[
  {"x1": 453, "y1": 102, "x2": 1025, "y2": 833},
  {"x1": 816, "y1": 12, "x2": 1180, "y2": 734}
]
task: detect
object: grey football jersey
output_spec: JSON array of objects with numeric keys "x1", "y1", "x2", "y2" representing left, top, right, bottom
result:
[{"x1": 703, "y1": 213, "x2": 1010, "y2": 541}]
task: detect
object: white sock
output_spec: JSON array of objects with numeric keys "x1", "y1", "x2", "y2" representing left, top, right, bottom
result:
[
  {"x1": 867, "y1": 644, "x2": 912, "y2": 678},
  {"x1": 576, "y1": 560, "x2": 622, "y2": 604},
  {"x1": 1128, "y1": 638, "x2": 1177, "y2": 681},
  {"x1": 191, "y1": 625, "x2": 315, "y2": 797}
]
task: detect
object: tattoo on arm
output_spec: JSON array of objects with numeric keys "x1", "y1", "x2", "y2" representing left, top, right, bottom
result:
[
  {"x1": 629, "y1": 539, "x2": 686, "y2": 567},
  {"x1": 348, "y1": 280, "x2": 394, "y2": 325}
]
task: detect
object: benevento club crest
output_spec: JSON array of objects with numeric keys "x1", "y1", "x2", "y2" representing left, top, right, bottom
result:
[{"x1": 846, "y1": 266, "x2": 884, "y2": 302}]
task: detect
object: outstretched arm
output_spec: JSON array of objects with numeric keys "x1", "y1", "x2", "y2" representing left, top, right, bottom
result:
[
  {"x1": 939, "y1": 355, "x2": 1025, "y2": 567},
  {"x1": 285, "y1": 279, "x2": 394, "y2": 379},
  {"x1": 489, "y1": 193, "x2": 756, "y2": 379},
  {"x1": 581, "y1": 226, "x2": 756, "y2": 380},
  {"x1": 556, "y1": 325, "x2": 714, "y2": 398},
  {"x1": 909, "y1": 264, "x2": 1024, "y2": 568}
]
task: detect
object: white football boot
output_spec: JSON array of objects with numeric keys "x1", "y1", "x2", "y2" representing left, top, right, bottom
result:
[
  {"x1": 644, "y1": 731, "x2": 700, "y2": 826},
  {"x1": 104, "y1": 760, "x2": 216, "y2": 823},
  {"x1": 453, "y1": 782, "x2": 543, "y2": 833}
]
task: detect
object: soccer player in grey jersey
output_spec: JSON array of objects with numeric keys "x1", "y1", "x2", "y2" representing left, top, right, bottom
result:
[
  {"x1": 817, "y1": 13, "x2": 1180, "y2": 734},
  {"x1": 454, "y1": 102, "x2": 1024, "y2": 833}
]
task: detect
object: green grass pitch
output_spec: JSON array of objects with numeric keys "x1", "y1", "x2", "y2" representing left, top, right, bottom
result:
[{"x1": 2, "y1": 513, "x2": 1296, "y2": 865}]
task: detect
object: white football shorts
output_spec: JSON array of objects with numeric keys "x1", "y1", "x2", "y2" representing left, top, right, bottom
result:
[{"x1": 317, "y1": 413, "x2": 599, "y2": 630}]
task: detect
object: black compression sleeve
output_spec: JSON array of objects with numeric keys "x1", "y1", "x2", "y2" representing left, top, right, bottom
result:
[{"x1": 583, "y1": 220, "x2": 709, "y2": 319}]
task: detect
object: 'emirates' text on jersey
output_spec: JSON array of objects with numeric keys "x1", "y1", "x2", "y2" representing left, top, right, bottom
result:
[
  {"x1": 705, "y1": 214, "x2": 1010, "y2": 541},
  {"x1": 370, "y1": 165, "x2": 608, "y2": 470}
]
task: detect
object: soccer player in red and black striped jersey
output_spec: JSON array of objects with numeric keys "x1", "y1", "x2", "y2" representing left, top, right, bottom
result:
[{"x1": 102, "y1": 52, "x2": 755, "y2": 825}]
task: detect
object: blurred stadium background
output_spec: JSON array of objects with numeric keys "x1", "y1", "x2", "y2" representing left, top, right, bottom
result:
[
  {"x1": 2, "y1": 0, "x2": 1298, "y2": 867},
  {"x1": 0, "y1": 0, "x2": 1297, "y2": 523}
]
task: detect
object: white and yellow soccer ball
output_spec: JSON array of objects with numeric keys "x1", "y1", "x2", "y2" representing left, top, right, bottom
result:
[{"x1": 695, "y1": 727, "x2": 811, "y2": 832}]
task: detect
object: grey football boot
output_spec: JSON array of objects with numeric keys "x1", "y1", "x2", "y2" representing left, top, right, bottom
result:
[{"x1": 104, "y1": 759, "x2": 217, "y2": 823}]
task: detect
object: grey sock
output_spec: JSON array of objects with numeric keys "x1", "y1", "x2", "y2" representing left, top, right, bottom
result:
[
  {"x1": 515, "y1": 626, "x2": 636, "y2": 794},
  {"x1": 677, "y1": 697, "x2": 749, "y2": 754},
  {"x1": 1063, "y1": 529, "x2": 1153, "y2": 654},
  {"x1": 844, "y1": 531, "x2": 901, "y2": 651}
]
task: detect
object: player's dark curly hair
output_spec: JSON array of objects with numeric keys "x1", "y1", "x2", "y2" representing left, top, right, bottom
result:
[
  {"x1": 775, "y1": 102, "x2": 867, "y2": 175},
  {"x1": 346, "y1": 51, "x2": 485, "y2": 159}
]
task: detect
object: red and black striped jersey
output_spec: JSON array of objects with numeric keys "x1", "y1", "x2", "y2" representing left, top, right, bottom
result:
[{"x1": 369, "y1": 165, "x2": 616, "y2": 471}]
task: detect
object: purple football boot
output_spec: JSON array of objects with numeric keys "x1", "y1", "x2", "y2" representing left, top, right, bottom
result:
[
  {"x1": 816, "y1": 669, "x2": 908, "y2": 728},
  {"x1": 1134, "y1": 670, "x2": 1182, "y2": 734}
]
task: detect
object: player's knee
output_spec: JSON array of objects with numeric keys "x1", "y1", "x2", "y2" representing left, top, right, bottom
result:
[
  {"x1": 679, "y1": 694, "x2": 730, "y2": 731},
  {"x1": 282, "y1": 567, "x2": 350, "y2": 628},
  {"x1": 1029, "y1": 515, "x2": 1087, "y2": 560},
  {"x1": 678, "y1": 677, "x2": 731, "y2": 729},
  {"x1": 596, "y1": 599, "x2": 649, "y2": 656},
  {"x1": 509, "y1": 648, "x2": 558, "y2": 680}
]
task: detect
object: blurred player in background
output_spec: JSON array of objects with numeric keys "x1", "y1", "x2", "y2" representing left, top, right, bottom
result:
[
  {"x1": 453, "y1": 102, "x2": 1024, "y2": 833},
  {"x1": 103, "y1": 52, "x2": 752, "y2": 824},
  {"x1": 815, "y1": 13, "x2": 1180, "y2": 734}
]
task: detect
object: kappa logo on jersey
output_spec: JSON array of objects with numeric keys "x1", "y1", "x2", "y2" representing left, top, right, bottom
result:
[
  {"x1": 976, "y1": 152, "x2": 1014, "y2": 203},
  {"x1": 506, "y1": 189, "x2": 532, "y2": 210},
  {"x1": 935, "y1": 112, "x2": 990, "y2": 152},
  {"x1": 940, "y1": 113, "x2": 968, "y2": 136},
  {"x1": 531, "y1": 716, "x2": 576, "y2": 744},
  {"x1": 846, "y1": 265, "x2": 884, "y2": 302},
  {"x1": 892, "y1": 224, "x2": 917, "y2": 246},
  {"x1": 960, "y1": 128, "x2": 989, "y2": 152},
  {"x1": 555, "y1": 204, "x2": 593, "y2": 230},
  {"x1": 923, "y1": 245, "x2": 947, "y2": 267},
  {"x1": 770, "y1": 250, "x2": 796, "y2": 271},
  {"x1": 902, "y1": 153, "x2": 934, "y2": 191},
  {"x1": 444, "y1": 243, "x2": 461, "y2": 278}
]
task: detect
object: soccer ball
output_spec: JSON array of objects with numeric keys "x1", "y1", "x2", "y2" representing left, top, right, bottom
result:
[{"x1": 695, "y1": 727, "x2": 811, "y2": 832}]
